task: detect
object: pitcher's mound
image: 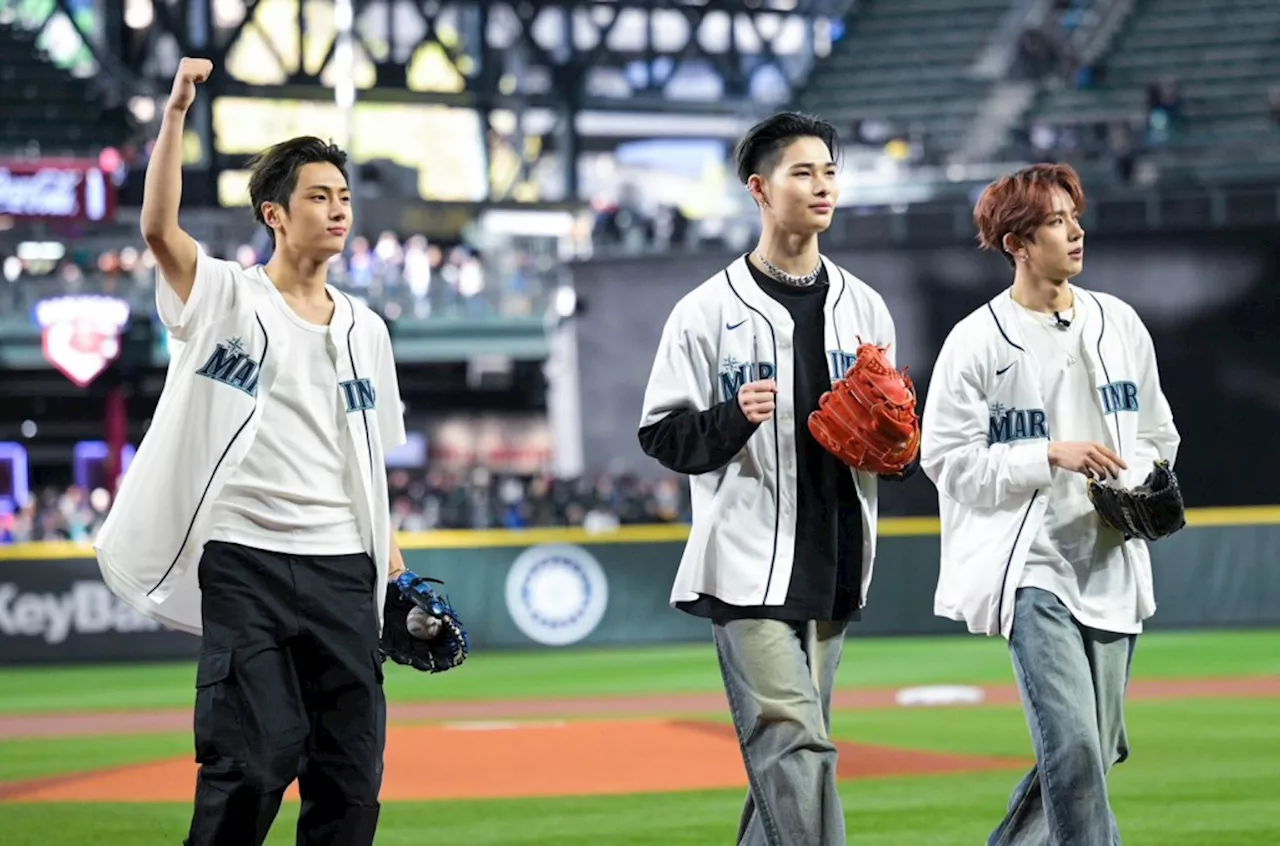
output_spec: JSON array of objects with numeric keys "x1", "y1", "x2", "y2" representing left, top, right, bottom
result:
[{"x1": 1, "y1": 719, "x2": 1027, "y2": 803}]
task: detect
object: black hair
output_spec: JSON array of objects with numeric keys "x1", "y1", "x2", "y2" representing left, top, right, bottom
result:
[
  {"x1": 733, "y1": 112, "x2": 842, "y2": 185},
  {"x1": 245, "y1": 136, "x2": 349, "y2": 244}
]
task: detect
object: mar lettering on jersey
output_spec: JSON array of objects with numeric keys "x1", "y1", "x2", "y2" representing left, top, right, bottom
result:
[
  {"x1": 988, "y1": 402, "x2": 1049, "y2": 445},
  {"x1": 718, "y1": 356, "x2": 775, "y2": 402},
  {"x1": 196, "y1": 337, "x2": 261, "y2": 396}
]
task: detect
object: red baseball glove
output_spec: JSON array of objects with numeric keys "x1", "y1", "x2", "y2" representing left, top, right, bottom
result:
[{"x1": 808, "y1": 340, "x2": 920, "y2": 475}]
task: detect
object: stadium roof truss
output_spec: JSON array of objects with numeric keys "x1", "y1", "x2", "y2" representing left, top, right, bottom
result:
[
  {"x1": 104, "y1": 0, "x2": 852, "y2": 113},
  {"x1": 3, "y1": 0, "x2": 851, "y2": 202}
]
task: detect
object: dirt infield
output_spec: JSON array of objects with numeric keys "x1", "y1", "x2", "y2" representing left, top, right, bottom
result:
[
  {"x1": 1, "y1": 677, "x2": 1276, "y2": 804},
  {"x1": 1, "y1": 675, "x2": 1277, "y2": 741},
  {"x1": 0, "y1": 717, "x2": 1032, "y2": 803}
]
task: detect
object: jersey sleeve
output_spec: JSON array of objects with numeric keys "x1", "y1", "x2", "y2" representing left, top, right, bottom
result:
[
  {"x1": 920, "y1": 327, "x2": 1053, "y2": 508},
  {"x1": 372, "y1": 320, "x2": 407, "y2": 450},
  {"x1": 1127, "y1": 310, "x2": 1180, "y2": 486},
  {"x1": 155, "y1": 244, "x2": 240, "y2": 341},
  {"x1": 637, "y1": 299, "x2": 759, "y2": 475}
]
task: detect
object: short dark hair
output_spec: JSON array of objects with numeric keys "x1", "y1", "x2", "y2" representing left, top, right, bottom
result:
[
  {"x1": 246, "y1": 136, "x2": 349, "y2": 243},
  {"x1": 733, "y1": 112, "x2": 841, "y2": 184}
]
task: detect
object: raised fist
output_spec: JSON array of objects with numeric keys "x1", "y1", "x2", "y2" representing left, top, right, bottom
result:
[{"x1": 167, "y1": 57, "x2": 213, "y2": 113}]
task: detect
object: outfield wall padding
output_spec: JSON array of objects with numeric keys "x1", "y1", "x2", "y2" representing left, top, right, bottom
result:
[{"x1": 0, "y1": 522, "x2": 1277, "y2": 664}]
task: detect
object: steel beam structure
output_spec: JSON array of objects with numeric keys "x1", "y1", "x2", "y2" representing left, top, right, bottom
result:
[{"x1": 103, "y1": 0, "x2": 850, "y2": 202}]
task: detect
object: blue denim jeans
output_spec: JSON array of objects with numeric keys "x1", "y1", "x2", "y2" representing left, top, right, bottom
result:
[
  {"x1": 990, "y1": 587, "x2": 1137, "y2": 846},
  {"x1": 713, "y1": 618, "x2": 849, "y2": 846}
]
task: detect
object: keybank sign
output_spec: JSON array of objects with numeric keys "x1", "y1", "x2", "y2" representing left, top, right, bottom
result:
[
  {"x1": 0, "y1": 159, "x2": 117, "y2": 222},
  {"x1": 0, "y1": 581, "x2": 161, "y2": 645}
]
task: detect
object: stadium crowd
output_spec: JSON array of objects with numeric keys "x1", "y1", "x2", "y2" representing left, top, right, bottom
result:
[
  {"x1": 0, "y1": 468, "x2": 692, "y2": 545},
  {"x1": 0, "y1": 230, "x2": 549, "y2": 323}
]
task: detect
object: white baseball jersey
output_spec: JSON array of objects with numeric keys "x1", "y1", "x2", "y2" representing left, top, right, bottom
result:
[
  {"x1": 95, "y1": 246, "x2": 407, "y2": 636},
  {"x1": 207, "y1": 302, "x2": 367, "y2": 556},
  {"x1": 638, "y1": 254, "x2": 897, "y2": 609},
  {"x1": 1012, "y1": 294, "x2": 1143, "y2": 635},
  {"x1": 920, "y1": 285, "x2": 1180, "y2": 639}
]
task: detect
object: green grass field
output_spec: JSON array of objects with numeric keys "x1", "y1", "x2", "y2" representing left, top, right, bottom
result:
[{"x1": 1, "y1": 629, "x2": 1278, "y2": 845}]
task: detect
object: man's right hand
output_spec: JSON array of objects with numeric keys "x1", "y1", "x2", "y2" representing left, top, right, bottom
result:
[
  {"x1": 1048, "y1": 441, "x2": 1127, "y2": 480},
  {"x1": 738, "y1": 379, "x2": 777, "y2": 424},
  {"x1": 167, "y1": 57, "x2": 213, "y2": 113}
]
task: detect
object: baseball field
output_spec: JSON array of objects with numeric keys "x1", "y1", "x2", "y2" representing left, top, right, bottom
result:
[{"x1": 0, "y1": 628, "x2": 1277, "y2": 845}]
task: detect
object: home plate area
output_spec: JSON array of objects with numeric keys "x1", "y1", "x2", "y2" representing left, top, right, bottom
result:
[{"x1": 1, "y1": 718, "x2": 1030, "y2": 803}]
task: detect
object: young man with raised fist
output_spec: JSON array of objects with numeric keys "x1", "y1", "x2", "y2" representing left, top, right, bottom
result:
[
  {"x1": 637, "y1": 111, "x2": 918, "y2": 846},
  {"x1": 919, "y1": 163, "x2": 1181, "y2": 845},
  {"x1": 95, "y1": 58, "x2": 466, "y2": 846}
]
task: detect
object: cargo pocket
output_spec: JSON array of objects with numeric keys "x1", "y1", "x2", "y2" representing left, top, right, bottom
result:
[{"x1": 193, "y1": 647, "x2": 246, "y2": 765}]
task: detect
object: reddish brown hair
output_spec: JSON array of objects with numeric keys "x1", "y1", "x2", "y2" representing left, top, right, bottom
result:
[{"x1": 973, "y1": 163, "x2": 1086, "y2": 267}]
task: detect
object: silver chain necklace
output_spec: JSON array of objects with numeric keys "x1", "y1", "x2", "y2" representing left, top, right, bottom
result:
[{"x1": 754, "y1": 252, "x2": 822, "y2": 287}]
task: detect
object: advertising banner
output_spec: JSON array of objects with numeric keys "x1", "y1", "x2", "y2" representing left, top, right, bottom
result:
[
  {"x1": 0, "y1": 158, "x2": 118, "y2": 223},
  {"x1": 0, "y1": 558, "x2": 199, "y2": 665},
  {"x1": 1, "y1": 519, "x2": 1276, "y2": 664}
]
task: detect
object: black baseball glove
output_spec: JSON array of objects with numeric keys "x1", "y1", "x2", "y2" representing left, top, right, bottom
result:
[
  {"x1": 379, "y1": 570, "x2": 469, "y2": 673},
  {"x1": 1087, "y1": 459, "x2": 1186, "y2": 542}
]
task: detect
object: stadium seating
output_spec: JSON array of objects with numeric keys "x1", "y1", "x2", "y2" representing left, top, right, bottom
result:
[
  {"x1": 0, "y1": 22, "x2": 129, "y2": 155},
  {"x1": 1022, "y1": 0, "x2": 1280, "y2": 185},
  {"x1": 793, "y1": 0, "x2": 1013, "y2": 158}
]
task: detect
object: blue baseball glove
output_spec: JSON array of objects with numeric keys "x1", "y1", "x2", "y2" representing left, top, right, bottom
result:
[{"x1": 379, "y1": 570, "x2": 469, "y2": 673}]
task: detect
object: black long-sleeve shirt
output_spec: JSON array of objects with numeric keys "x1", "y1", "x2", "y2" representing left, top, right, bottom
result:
[{"x1": 636, "y1": 391, "x2": 760, "y2": 477}]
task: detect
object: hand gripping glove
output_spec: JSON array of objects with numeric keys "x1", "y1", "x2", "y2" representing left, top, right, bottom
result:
[
  {"x1": 808, "y1": 340, "x2": 921, "y2": 475},
  {"x1": 379, "y1": 570, "x2": 469, "y2": 673},
  {"x1": 1087, "y1": 459, "x2": 1187, "y2": 542}
]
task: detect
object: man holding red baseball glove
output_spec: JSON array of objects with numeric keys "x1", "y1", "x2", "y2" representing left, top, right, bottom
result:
[{"x1": 638, "y1": 112, "x2": 919, "y2": 846}]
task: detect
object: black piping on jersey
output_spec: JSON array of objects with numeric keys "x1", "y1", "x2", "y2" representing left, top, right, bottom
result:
[
  {"x1": 831, "y1": 267, "x2": 849, "y2": 354},
  {"x1": 724, "y1": 267, "x2": 781, "y2": 601},
  {"x1": 1083, "y1": 291, "x2": 1123, "y2": 454},
  {"x1": 339, "y1": 291, "x2": 377, "y2": 497},
  {"x1": 987, "y1": 302, "x2": 1027, "y2": 353},
  {"x1": 987, "y1": 301, "x2": 1035, "y2": 632},
  {"x1": 147, "y1": 313, "x2": 270, "y2": 598},
  {"x1": 993, "y1": 489, "x2": 1040, "y2": 631}
]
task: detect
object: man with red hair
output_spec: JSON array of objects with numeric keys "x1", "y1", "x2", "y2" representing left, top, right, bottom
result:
[{"x1": 919, "y1": 163, "x2": 1180, "y2": 845}]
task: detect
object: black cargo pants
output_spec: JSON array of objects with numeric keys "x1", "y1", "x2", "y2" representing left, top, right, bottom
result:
[{"x1": 184, "y1": 540, "x2": 386, "y2": 846}]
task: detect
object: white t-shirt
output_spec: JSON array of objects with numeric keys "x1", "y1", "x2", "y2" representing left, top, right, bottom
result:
[
  {"x1": 208, "y1": 279, "x2": 366, "y2": 555},
  {"x1": 1014, "y1": 292, "x2": 1143, "y2": 634}
]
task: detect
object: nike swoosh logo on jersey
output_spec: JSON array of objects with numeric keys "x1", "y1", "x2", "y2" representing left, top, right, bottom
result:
[
  {"x1": 726, "y1": 320, "x2": 748, "y2": 330},
  {"x1": 996, "y1": 362, "x2": 1016, "y2": 376}
]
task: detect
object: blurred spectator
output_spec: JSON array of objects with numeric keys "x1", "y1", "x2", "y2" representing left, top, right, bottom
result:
[
  {"x1": 1269, "y1": 87, "x2": 1280, "y2": 130},
  {"x1": 1, "y1": 484, "x2": 112, "y2": 543},
  {"x1": 1104, "y1": 121, "x2": 1137, "y2": 185},
  {"x1": 1146, "y1": 76, "x2": 1184, "y2": 146},
  {"x1": 1012, "y1": 23, "x2": 1074, "y2": 83},
  {"x1": 402, "y1": 235, "x2": 433, "y2": 318},
  {"x1": 2, "y1": 466, "x2": 692, "y2": 545},
  {"x1": 0, "y1": 230, "x2": 552, "y2": 324}
]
